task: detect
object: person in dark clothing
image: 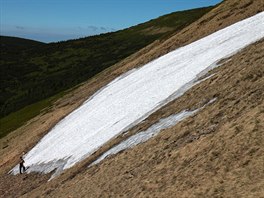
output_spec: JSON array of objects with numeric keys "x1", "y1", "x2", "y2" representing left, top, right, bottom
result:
[{"x1": 19, "y1": 156, "x2": 26, "y2": 174}]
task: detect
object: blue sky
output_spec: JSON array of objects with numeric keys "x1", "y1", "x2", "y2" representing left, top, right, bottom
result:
[{"x1": 1, "y1": 0, "x2": 222, "y2": 43}]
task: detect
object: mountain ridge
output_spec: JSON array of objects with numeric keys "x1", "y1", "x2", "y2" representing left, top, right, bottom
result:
[
  {"x1": 0, "y1": 6, "x2": 213, "y2": 119},
  {"x1": 0, "y1": 0, "x2": 263, "y2": 197},
  {"x1": 0, "y1": 6, "x2": 213, "y2": 138}
]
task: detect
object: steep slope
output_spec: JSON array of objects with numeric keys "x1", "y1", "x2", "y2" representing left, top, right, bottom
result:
[
  {"x1": 0, "y1": 6, "x2": 212, "y2": 121},
  {"x1": 10, "y1": 12, "x2": 264, "y2": 176},
  {"x1": 0, "y1": 0, "x2": 263, "y2": 197},
  {"x1": 40, "y1": 39, "x2": 264, "y2": 198}
]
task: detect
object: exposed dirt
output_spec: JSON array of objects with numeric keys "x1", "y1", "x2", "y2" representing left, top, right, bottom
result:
[{"x1": 0, "y1": 0, "x2": 263, "y2": 197}]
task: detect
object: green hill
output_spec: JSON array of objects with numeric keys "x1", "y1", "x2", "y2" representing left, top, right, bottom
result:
[
  {"x1": 1, "y1": 36, "x2": 45, "y2": 49},
  {"x1": 0, "y1": 6, "x2": 213, "y2": 137}
]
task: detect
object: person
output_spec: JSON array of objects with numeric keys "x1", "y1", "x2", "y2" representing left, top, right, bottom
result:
[{"x1": 19, "y1": 155, "x2": 26, "y2": 174}]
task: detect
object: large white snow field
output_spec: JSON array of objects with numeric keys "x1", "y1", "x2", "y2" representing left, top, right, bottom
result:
[{"x1": 11, "y1": 12, "x2": 264, "y2": 175}]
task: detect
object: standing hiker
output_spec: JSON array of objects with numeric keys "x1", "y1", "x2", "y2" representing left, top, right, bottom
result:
[{"x1": 19, "y1": 155, "x2": 26, "y2": 174}]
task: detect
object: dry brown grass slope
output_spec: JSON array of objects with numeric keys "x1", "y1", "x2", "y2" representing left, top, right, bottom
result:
[
  {"x1": 0, "y1": 0, "x2": 263, "y2": 197},
  {"x1": 42, "y1": 39, "x2": 264, "y2": 198}
]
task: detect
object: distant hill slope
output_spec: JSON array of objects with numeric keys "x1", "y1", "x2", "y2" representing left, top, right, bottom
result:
[
  {"x1": 0, "y1": 36, "x2": 45, "y2": 50},
  {"x1": 0, "y1": 6, "x2": 213, "y2": 119}
]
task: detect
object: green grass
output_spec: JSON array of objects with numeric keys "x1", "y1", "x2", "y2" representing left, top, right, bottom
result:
[{"x1": 0, "y1": 91, "x2": 67, "y2": 138}]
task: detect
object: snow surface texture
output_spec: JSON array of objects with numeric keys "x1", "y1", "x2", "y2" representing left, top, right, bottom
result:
[
  {"x1": 11, "y1": 12, "x2": 264, "y2": 175},
  {"x1": 89, "y1": 110, "x2": 199, "y2": 167},
  {"x1": 90, "y1": 98, "x2": 216, "y2": 168}
]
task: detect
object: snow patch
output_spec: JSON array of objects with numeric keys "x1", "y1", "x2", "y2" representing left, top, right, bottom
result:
[
  {"x1": 89, "y1": 98, "x2": 216, "y2": 167},
  {"x1": 11, "y1": 12, "x2": 264, "y2": 177}
]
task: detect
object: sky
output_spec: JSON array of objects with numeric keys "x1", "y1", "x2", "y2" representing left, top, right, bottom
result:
[{"x1": 0, "y1": 0, "x2": 222, "y2": 43}]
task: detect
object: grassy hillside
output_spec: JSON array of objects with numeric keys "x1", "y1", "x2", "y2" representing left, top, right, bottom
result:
[
  {"x1": 0, "y1": 36, "x2": 45, "y2": 49},
  {"x1": 0, "y1": 6, "x2": 213, "y2": 122},
  {"x1": 1, "y1": 0, "x2": 264, "y2": 197}
]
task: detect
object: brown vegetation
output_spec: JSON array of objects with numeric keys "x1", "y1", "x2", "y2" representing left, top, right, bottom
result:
[{"x1": 0, "y1": 0, "x2": 263, "y2": 197}]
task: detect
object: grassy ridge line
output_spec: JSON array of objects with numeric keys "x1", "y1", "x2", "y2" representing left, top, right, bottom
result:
[{"x1": 0, "y1": 36, "x2": 45, "y2": 49}]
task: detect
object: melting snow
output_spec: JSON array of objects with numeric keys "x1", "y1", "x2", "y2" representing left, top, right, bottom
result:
[
  {"x1": 90, "y1": 110, "x2": 198, "y2": 167},
  {"x1": 90, "y1": 98, "x2": 216, "y2": 167},
  {"x1": 11, "y1": 12, "x2": 264, "y2": 176}
]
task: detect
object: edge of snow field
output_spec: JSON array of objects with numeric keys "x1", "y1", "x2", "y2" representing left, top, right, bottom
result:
[{"x1": 10, "y1": 12, "x2": 264, "y2": 178}]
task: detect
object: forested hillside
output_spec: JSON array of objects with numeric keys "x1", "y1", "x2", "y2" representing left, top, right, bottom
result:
[{"x1": 0, "y1": 7, "x2": 213, "y2": 120}]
